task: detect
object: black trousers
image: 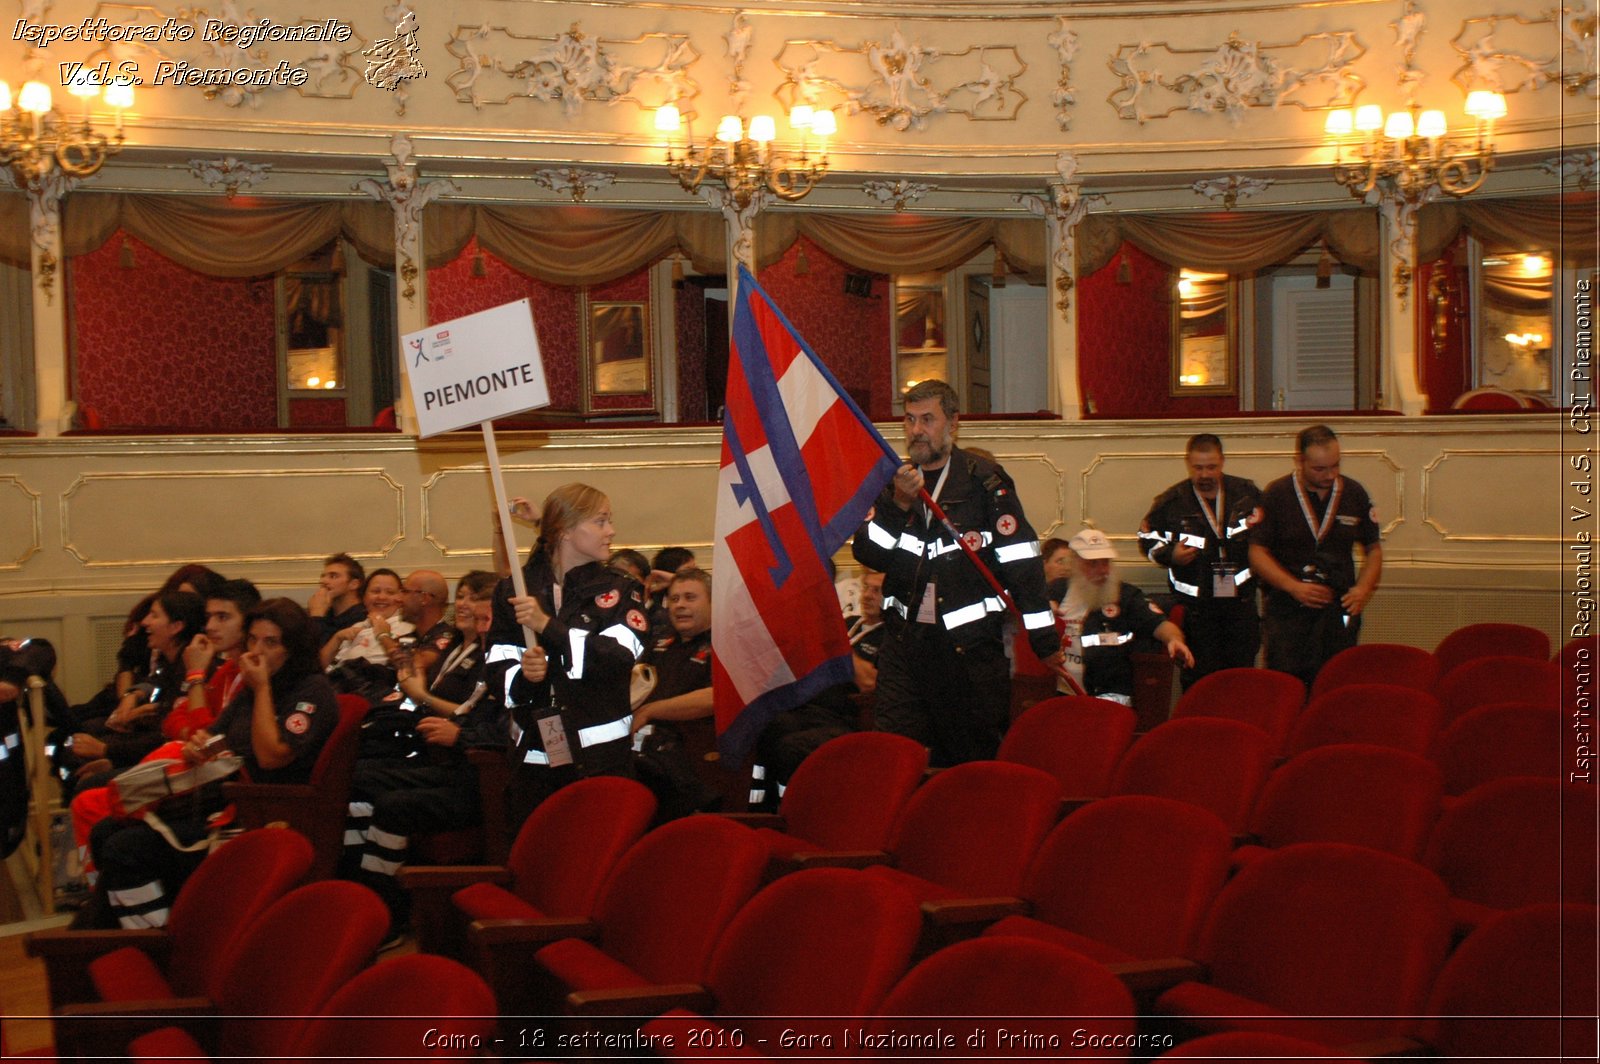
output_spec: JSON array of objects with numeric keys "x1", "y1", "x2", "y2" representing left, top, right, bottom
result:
[
  {"x1": 1263, "y1": 594, "x2": 1360, "y2": 690},
  {"x1": 1179, "y1": 596, "x2": 1262, "y2": 689},
  {"x1": 874, "y1": 624, "x2": 1010, "y2": 768}
]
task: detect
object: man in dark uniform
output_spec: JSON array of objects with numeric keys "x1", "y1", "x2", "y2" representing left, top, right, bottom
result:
[
  {"x1": 1138, "y1": 434, "x2": 1264, "y2": 688},
  {"x1": 1249, "y1": 424, "x2": 1383, "y2": 688},
  {"x1": 853, "y1": 379, "x2": 1060, "y2": 766},
  {"x1": 307, "y1": 553, "x2": 366, "y2": 644}
]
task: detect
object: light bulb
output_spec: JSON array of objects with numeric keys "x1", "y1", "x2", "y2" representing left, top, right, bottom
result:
[
  {"x1": 1354, "y1": 105, "x2": 1383, "y2": 132},
  {"x1": 103, "y1": 80, "x2": 134, "y2": 110},
  {"x1": 748, "y1": 115, "x2": 776, "y2": 143},
  {"x1": 789, "y1": 104, "x2": 814, "y2": 131},
  {"x1": 1465, "y1": 91, "x2": 1507, "y2": 121},
  {"x1": 1383, "y1": 111, "x2": 1414, "y2": 139},
  {"x1": 654, "y1": 104, "x2": 681, "y2": 133},
  {"x1": 1416, "y1": 110, "x2": 1446, "y2": 139},
  {"x1": 715, "y1": 115, "x2": 743, "y2": 143},
  {"x1": 17, "y1": 81, "x2": 52, "y2": 115},
  {"x1": 1324, "y1": 109, "x2": 1353, "y2": 136},
  {"x1": 810, "y1": 109, "x2": 837, "y2": 137}
]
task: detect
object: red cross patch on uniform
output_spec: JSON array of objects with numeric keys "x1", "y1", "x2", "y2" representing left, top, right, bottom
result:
[
  {"x1": 435, "y1": 634, "x2": 452, "y2": 650},
  {"x1": 596, "y1": 590, "x2": 620, "y2": 609},
  {"x1": 1101, "y1": 603, "x2": 1121, "y2": 619},
  {"x1": 626, "y1": 609, "x2": 648, "y2": 632},
  {"x1": 284, "y1": 712, "x2": 310, "y2": 735},
  {"x1": 962, "y1": 530, "x2": 983, "y2": 552},
  {"x1": 996, "y1": 514, "x2": 1017, "y2": 536},
  {"x1": 1246, "y1": 506, "x2": 1263, "y2": 527}
]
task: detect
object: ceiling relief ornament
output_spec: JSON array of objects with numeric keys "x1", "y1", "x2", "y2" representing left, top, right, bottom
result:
[
  {"x1": 530, "y1": 167, "x2": 617, "y2": 202},
  {"x1": 187, "y1": 156, "x2": 272, "y2": 197},
  {"x1": 776, "y1": 27, "x2": 1026, "y2": 131},
  {"x1": 1450, "y1": 4, "x2": 1599, "y2": 97},
  {"x1": 1192, "y1": 174, "x2": 1274, "y2": 209},
  {"x1": 725, "y1": 12, "x2": 753, "y2": 111},
  {"x1": 1109, "y1": 31, "x2": 1365, "y2": 124},
  {"x1": 862, "y1": 179, "x2": 934, "y2": 211},
  {"x1": 1048, "y1": 18, "x2": 1079, "y2": 131},
  {"x1": 1539, "y1": 150, "x2": 1598, "y2": 190},
  {"x1": 445, "y1": 22, "x2": 698, "y2": 116},
  {"x1": 81, "y1": 1, "x2": 367, "y2": 108}
]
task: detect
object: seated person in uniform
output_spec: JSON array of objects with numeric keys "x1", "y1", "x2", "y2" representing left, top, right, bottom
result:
[
  {"x1": 752, "y1": 570, "x2": 886, "y2": 805},
  {"x1": 644, "y1": 546, "x2": 697, "y2": 640},
  {"x1": 308, "y1": 552, "x2": 367, "y2": 645},
  {"x1": 609, "y1": 548, "x2": 650, "y2": 585},
  {"x1": 319, "y1": 567, "x2": 413, "y2": 705},
  {"x1": 1049, "y1": 528, "x2": 1193, "y2": 705}
]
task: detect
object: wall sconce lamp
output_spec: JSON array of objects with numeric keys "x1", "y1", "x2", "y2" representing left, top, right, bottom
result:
[
  {"x1": 655, "y1": 102, "x2": 837, "y2": 208},
  {"x1": 1324, "y1": 90, "x2": 1506, "y2": 199},
  {"x1": 0, "y1": 73, "x2": 132, "y2": 186}
]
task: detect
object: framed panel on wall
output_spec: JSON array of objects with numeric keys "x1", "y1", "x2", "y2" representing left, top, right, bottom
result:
[{"x1": 580, "y1": 292, "x2": 658, "y2": 418}]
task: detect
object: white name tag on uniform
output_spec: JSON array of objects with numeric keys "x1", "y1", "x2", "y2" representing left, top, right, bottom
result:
[{"x1": 537, "y1": 714, "x2": 574, "y2": 768}]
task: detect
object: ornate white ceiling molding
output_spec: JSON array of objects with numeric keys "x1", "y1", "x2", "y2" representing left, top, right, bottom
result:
[
  {"x1": 1048, "y1": 18, "x2": 1079, "y2": 132},
  {"x1": 187, "y1": 156, "x2": 272, "y2": 197},
  {"x1": 1539, "y1": 150, "x2": 1598, "y2": 190},
  {"x1": 1016, "y1": 153, "x2": 1107, "y2": 316},
  {"x1": 1450, "y1": 5, "x2": 1598, "y2": 97},
  {"x1": 530, "y1": 168, "x2": 617, "y2": 202},
  {"x1": 862, "y1": 179, "x2": 933, "y2": 211},
  {"x1": 1109, "y1": 31, "x2": 1365, "y2": 124},
  {"x1": 725, "y1": 12, "x2": 753, "y2": 111},
  {"x1": 776, "y1": 27, "x2": 1027, "y2": 132},
  {"x1": 444, "y1": 22, "x2": 698, "y2": 116},
  {"x1": 1192, "y1": 174, "x2": 1274, "y2": 209}
]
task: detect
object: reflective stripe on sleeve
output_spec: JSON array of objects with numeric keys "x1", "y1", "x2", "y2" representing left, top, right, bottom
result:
[
  {"x1": 995, "y1": 541, "x2": 1041, "y2": 563},
  {"x1": 1234, "y1": 567, "x2": 1252, "y2": 585},
  {"x1": 1022, "y1": 609, "x2": 1055, "y2": 630},
  {"x1": 898, "y1": 532, "x2": 925, "y2": 555},
  {"x1": 1169, "y1": 577, "x2": 1201, "y2": 597},
  {"x1": 941, "y1": 597, "x2": 1005, "y2": 630},
  {"x1": 578, "y1": 715, "x2": 633, "y2": 748},
  {"x1": 1081, "y1": 631, "x2": 1134, "y2": 647},
  {"x1": 567, "y1": 629, "x2": 588, "y2": 680},
  {"x1": 599, "y1": 623, "x2": 645, "y2": 661},
  {"x1": 882, "y1": 596, "x2": 909, "y2": 618},
  {"x1": 866, "y1": 522, "x2": 897, "y2": 549},
  {"x1": 1178, "y1": 533, "x2": 1206, "y2": 548}
]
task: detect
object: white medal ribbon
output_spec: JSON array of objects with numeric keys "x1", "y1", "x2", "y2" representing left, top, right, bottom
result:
[{"x1": 1292, "y1": 474, "x2": 1343, "y2": 545}]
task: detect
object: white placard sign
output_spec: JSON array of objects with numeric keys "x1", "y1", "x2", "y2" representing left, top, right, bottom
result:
[{"x1": 402, "y1": 299, "x2": 549, "y2": 438}]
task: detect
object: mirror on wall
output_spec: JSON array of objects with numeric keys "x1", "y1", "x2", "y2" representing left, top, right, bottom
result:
[
  {"x1": 893, "y1": 276, "x2": 949, "y2": 404},
  {"x1": 1171, "y1": 268, "x2": 1235, "y2": 396},
  {"x1": 1475, "y1": 247, "x2": 1554, "y2": 399}
]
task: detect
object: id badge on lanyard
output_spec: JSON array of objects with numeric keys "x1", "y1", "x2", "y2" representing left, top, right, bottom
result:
[
  {"x1": 536, "y1": 712, "x2": 574, "y2": 768},
  {"x1": 1212, "y1": 563, "x2": 1238, "y2": 598}
]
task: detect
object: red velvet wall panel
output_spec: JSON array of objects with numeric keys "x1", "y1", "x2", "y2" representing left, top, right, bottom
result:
[
  {"x1": 287, "y1": 397, "x2": 348, "y2": 427},
  {"x1": 72, "y1": 231, "x2": 277, "y2": 430},
  {"x1": 427, "y1": 240, "x2": 657, "y2": 415},
  {"x1": 757, "y1": 237, "x2": 893, "y2": 420},
  {"x1": 1076, "y1": 242, "x2": 1240, "y2": 419},
  {"x1": 675, "y1": 284, "x2": 710, "y2": 422}
]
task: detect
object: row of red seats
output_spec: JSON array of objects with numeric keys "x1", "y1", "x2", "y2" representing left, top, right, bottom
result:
[{"x1": 25, "y1": 828, "x2": 495, "y2": 1059}]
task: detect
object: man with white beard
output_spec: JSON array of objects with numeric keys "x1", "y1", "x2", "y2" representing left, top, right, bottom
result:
[{"x1": 1048, "y1": 528, "x2": 1193, "y2": 704}]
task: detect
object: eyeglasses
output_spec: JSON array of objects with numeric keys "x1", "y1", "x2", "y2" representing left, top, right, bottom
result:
[{"x1": 401, "y1": 587, "x2": 434, "y2": 598}]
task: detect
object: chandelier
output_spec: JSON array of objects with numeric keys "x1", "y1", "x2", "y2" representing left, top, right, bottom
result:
[
  {"x1": 1323, "y1": 90, "x2": 1506, "y2": 200},
  {"x1": 654, "y1": 104, "x2": 837, "y2": 208},
  {"x1": 0, "y1": 75, "x2": 133, "y2": 187}
]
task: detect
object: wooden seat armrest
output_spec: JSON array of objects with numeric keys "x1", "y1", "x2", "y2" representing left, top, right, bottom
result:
[
  {"x1": 714, "y1": 812, "x2": 786, "y2": 831},
  {"x1": 54, "y1": 996, "x2": 217, "y2": 1060},
  {"x1": 1107, "y1": 957, "x2": 1205, "y2": 995},
  {"x1": 1341, "y1": 1036, "x2": 1431, "y2": 1058},
  {"x1": 566, "y1": 984, "x2": 715, "y2": 1017},
  {"x1": 782, "y1": 849, "x2": 890, "y2": 872},
  {"x1": 397, "y1": 865, "x2": 511, "y2": 891},
  {"x1": 468, "y1": 916, "x2": 598, "y2": 951},
  {"x1": 921, "y1": 896, "x2": 1030, "y2": 928},
  {"x1": 27, "y1": 929, "x2": 172, "y2": 1006}
]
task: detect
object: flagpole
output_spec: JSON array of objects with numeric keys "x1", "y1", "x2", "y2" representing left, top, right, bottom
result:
[
  {"x1": 871, "y1": 435, "x2": 1087, "y2": 697},
  {"x1": 482, "y1": 418, "x2": 540, "y2": 648}
]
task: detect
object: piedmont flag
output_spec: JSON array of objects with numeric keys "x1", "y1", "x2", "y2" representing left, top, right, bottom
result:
[{"x1": 713, "y1": 265, "x2": 900, "y2": 760}]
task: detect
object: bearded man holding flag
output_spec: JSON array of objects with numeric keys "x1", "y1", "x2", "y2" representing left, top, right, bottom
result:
[{"x1": 852, "y1": 379, "x2": 1062, "y2": 766}]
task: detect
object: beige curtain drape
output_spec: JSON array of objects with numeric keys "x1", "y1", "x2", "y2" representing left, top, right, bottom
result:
[
  {"x1": 0, "y1": 192, "x2": 29, "y2": 268},
  {"x1": 1077, "y1": 210, "x2": 1382, "y2": 277},
  {"x1": 1419, "y1": 194, "x2": 1599, "y2": 266}
]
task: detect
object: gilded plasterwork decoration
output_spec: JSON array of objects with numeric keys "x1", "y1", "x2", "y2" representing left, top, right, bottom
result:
[
  {"x1": 862, "y1": 179, "x2": 933, "y2": 211},
  {"x1": 531, "y1": 168, "x2": 617, "y2": 202},
  {"x1": 1016, "y1": 153, "x2": 1105, "y2": 316},
  {"x1": 1049, "y1": 18, "x2": 1078, "y2": 131},
  {"x1": 355, "y1": 135, "x2": 458, "y2": 308},
  {"x1": 725, "y1": 12, "x2": 753, "y2": 110},
  {"x1": 187, "y1": 156, "x2": 272, "y2": 197},
  {"x1": 1540, "y1": 150, "x2": 1598, "y2": 190},
  {"x1": 445, "y1": 22, "x2": 698, "y2": 115},
  {"x1": 1109, "y1": 31, "x2": 1365, "y2": 124},
  {"x1": 1451, "y1": 5, "x2": 1599, "y2": 97},
  {"x1": 1377, "y1": 183, "x2": 1440, "y2": 309},
  {"x1": 81, "y1": 2, "x2": 367, "y2": 108},
  {"x1": 0, "y1": 476, "x2": 43, "y2": 571},
  {"x1": 1192, "y1": 175, "x2": 1274, "y2": 209},
  {"x1": 776, "y1": 27, "x2": 1026, "y2": 131},
  {"x1": 27, "y1": 171, "x2": 79, "y2": 305}
]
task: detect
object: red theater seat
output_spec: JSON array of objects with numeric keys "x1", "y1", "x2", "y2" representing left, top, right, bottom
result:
[
  {"x1": 1434, "y1": 623, "x2": 1551, "y2": 683},
  {"x1": 1109, "y1": 717, "x2": 1276, "y2": 833},
  {"x1": 1432, "y1": 701, "x2": 1562, "y2": 795},
  {"x1": 1286, "y1": 684, "x2": 1442, "y2": 757},
  {"x1": 998, "y1": 695, "x2": 1136, "y2": 800},
  {"x1": 1311, "y1": 643, "x2": 1439, "y2": 699},
  {"x1": 1172, "y1": 668, "x2": 1305, "y2": 755}
]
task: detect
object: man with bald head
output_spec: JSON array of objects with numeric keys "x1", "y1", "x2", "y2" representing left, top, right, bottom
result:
[{"x1": 393, "y1": 569, "x2": 452, "y2": 676}]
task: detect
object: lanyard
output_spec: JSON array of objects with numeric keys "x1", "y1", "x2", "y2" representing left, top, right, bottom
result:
[
  {"x1": 847, "y1": 618, "x2": 882, "y2": 646},
  {"x1": 1293, "y1": 474, "x2": 1342, "y2": 545},
  {"x1": 432, "y1": 637, "x2": 476, "y2": 691},
  {"x1": 921, "y1": 460, "x2": 951, "y2": 524},
  {"x1": 1192, "y1": 484, "x2": 1224, "y2": 538}
]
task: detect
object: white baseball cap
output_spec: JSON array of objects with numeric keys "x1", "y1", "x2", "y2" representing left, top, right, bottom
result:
[{"x1": 1068, "y1": 527, "x2": 1118, "y2": 560}]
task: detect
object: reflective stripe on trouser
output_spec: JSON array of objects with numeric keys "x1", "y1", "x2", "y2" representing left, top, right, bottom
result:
[
  {"x1": 359, "y1": 824, "x2": 409, "y2": 877},
  {"x1": 108, "y1": 879, "x2": 170, "y2": 929}
]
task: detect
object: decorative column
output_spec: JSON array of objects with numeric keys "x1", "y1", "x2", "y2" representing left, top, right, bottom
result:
[
  {"x1": 355, "y1": 134, "x2": 457, "y2": 434},
  {"x1": 1018, "y1": 152, "x2": 1102, "y2": 420},
  {"x1": 697, "y1": 184, "x2": 769, "y2": 308},
  {"x1": 25, "y1": 171, "x2": 80, "y2": 438},
  {"x1": 1375, "y1": 184, "x2": 1438, "y2": 415}
]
